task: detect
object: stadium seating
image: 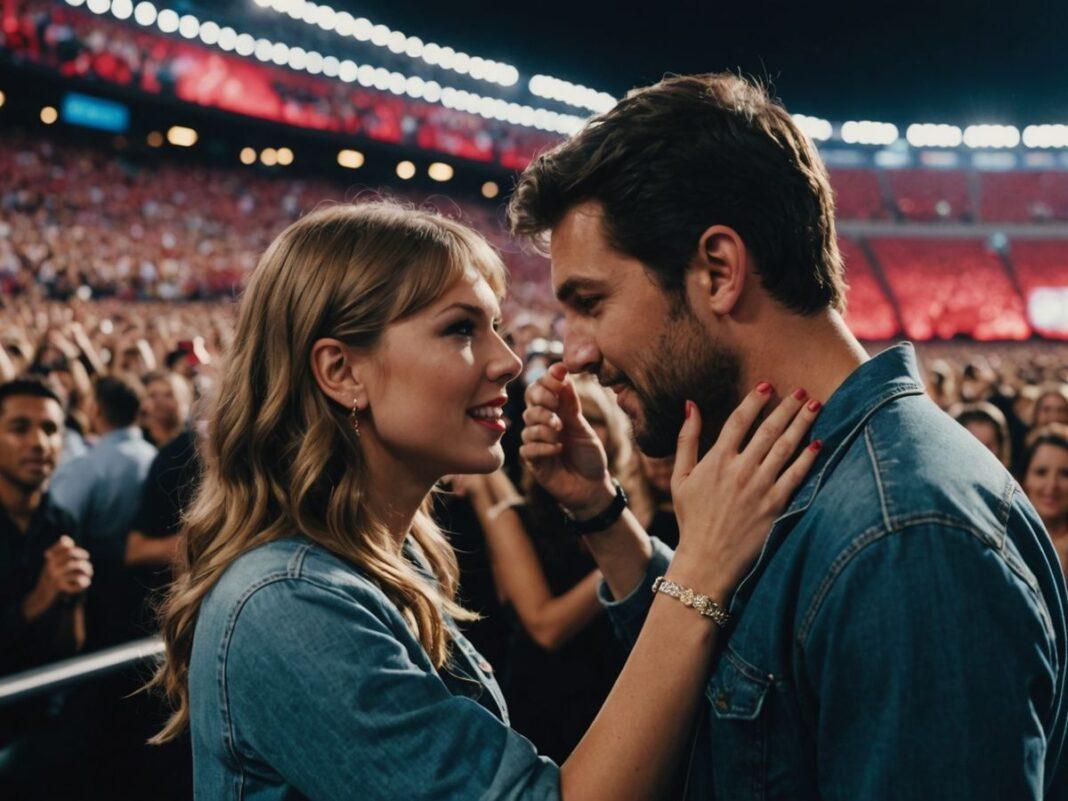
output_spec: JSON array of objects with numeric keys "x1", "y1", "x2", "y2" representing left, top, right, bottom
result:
[
  {"x1": 886, "y1": 169, "x2": 973, "y2": 221},
  {"x1": 838, "y1": 238, "x2": 899, "y2": 340},
  {"x1": 868, "y1": 238, "x2": 1030, "y2": 340},
  {"x1": 829, "y1": 169, "x2": 888, "y2": 220},
  {"x1": 979, "y1": 172, "x2": 1068, "y2": 222}
]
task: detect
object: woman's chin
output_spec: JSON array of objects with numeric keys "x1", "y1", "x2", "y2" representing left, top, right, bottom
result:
[{"x1": 450, "y1": 445, "x2": 504, "y2": 475}]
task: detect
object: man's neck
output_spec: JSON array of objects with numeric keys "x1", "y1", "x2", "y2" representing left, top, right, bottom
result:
[
  {"x1": 0, "y1": 475, "x2": 43, "y2": 532},
  {"x1": 741, "y1": 309, "x2": 869, "y2": 412}
]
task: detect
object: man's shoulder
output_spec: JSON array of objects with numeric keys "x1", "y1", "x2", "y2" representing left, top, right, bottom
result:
[{"x1": 801, "y1": 392, "x2": 1017, "y2": 567}]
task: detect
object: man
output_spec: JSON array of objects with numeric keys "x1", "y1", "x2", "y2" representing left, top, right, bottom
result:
[
  {"x1": 0, "y1": 378, "x2": 92, "y2": 679},
  {"x1": 511, "y1": 74, "x2": 1067, "y2": 799},
  {"x1": 50, "y1": 375, "x2": 156, "y2": 647}
]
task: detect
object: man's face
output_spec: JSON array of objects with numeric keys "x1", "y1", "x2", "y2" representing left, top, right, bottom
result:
[
  {"x1": 550, "y1": 202, "x2": 741, "y2": 457},
  {"x1": 0, "y1": 395, "x2": 65, "y2": 492}
]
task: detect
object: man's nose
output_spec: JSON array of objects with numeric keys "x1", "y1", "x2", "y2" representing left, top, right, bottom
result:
[{"x1": 562, "y1": 326, "x2": 601, "y2": 375}]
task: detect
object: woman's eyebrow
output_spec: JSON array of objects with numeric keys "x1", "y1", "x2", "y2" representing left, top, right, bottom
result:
[{"x1": 435, "y1": 302, "x2": 501, "y2": 320}]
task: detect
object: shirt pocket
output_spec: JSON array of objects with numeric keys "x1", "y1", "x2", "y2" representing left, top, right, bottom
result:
[{"x1": 705, "y1": 647, "x2": 772, "y2": 801}]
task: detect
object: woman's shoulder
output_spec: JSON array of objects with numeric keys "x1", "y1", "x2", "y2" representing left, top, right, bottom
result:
[{"x1": 195, "y1": 537, "x2": 403, "y2": 647}]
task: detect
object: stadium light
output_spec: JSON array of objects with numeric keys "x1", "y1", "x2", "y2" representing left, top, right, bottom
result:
[
  {"x1": 178, "y1": 14, "x2": 199, "y2": 39},
  {"x1": 66, "y1": 0, "x2": 87, "y2": 6},
  {"x1": 396, "y1": 160, "x2": 416, "y2": 180},
  {"x1": 260, "y1": 147, "x2": 278, "y2": 166},
  {"x1": 276, "y1": 147, "x2": 294, "y2": 165},
  {"x1": 166, "y1": 125, "x2": 197, "y2": 146},
  {"x1": 111, "y1": 0, "x2": 133, "y2": 19},
  {"x1": 1023, "y1": 124, "x2": 1068, "y2": 149},
  {"x1": 74, "y1": 0, "x2": 584, "y2": 135},
  {"x1": 963, "y1": 124, "x2": 1020, "y2": 149},
  {"x1": 249, "y1": 0, "x2": 519, "y2": 88},
  {"x1": 529, "y1": 75, "x2": 616, "y2": 114},
  {"x1": 840, "y1": 120, "x2": 899, "y2": 146},
  {"x1": 133, "y1": 1, "x2": 156, "y2": 25},
  {"x1": 906, "y1": 123, "x2": 963, "y2": 148},
  {"x1": 337, "y1": 149, "x2": 365, "y2": 169},
  {"x1": 428, "y1": 162, "x2": 453, "y2": 182},
  {"x1": 481, "y1": 181, "x2": 499, "y2": 199},
  {"x1": 792, "y1": 114, "x2": 833, "y2": 142},
  {"x1": 0, "y1": 90, "x2": 5, "y2": 109},
  {"x1": 40, "y1": 106, "x2": 58, "y2": 125}
]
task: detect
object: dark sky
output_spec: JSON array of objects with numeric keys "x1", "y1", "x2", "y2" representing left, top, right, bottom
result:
[{"x1": 256, "y1": 0, "x2": 1068, "y2": 126}]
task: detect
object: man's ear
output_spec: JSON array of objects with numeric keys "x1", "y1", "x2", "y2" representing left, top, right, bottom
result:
[
  {"x1": 684, "y1": 225, "x2": 749, "y2": 320},
  {"x1": 310, "y1": 337, "x2": 370, "y2": 413}
]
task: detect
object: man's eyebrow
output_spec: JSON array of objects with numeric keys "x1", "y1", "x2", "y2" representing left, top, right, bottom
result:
[
  {"x1": 555, "y1": 277, "x2": 608, "y2": 304},
  {"x1": 435, "y1": 302, "x2": 501, "y2": 321}
]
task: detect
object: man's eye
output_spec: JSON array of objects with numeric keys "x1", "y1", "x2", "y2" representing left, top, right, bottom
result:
[{"x1": 574, "y1": 295, "x2": 601, "y2": 313}]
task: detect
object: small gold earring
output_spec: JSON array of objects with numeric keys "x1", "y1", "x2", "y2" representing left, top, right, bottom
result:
[{"x1": 350, "y1": 398, "x2": 361, "y2": 437}]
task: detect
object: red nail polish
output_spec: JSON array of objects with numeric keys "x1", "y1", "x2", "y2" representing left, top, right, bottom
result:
[
  {"x1": 756, "y1": 381, "x2": 773, "y2": 395},
  {"x1": 685, "y1": 401, "x2": 693, "y2": 419},
  {"x1": 793, "y1": 388, "x2": 808, "y2": 401},
  {"x1": 809, "y1": 439, "x2": 823, "y2": 452},
  {"x1": 807, "y1": 400, "x2": 822, "y2": 413}
]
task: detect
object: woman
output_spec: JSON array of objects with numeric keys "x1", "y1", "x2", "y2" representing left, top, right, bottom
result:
[
  {"x1": 1032, "y1": 382, "x2": 1068, "y2": 429},
  {"x1": 139, "y1": 369, "x2": 192, "y2": 448},
  {"x1": 951, "y1": 401, "x2": 1012, "y2": 468},
  {"x1": 150, "y1": 203, "x2": 821, "y2": 800},
  {"x1": 1021, "y1": 424, "x2": 1068, "y2": 577}
]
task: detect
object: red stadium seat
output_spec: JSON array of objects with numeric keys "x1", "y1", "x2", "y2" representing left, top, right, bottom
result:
[
  {"x1": 1009, "y1": 241, "x2": 1068, "y2": 338},
  {"x1": 829, "y1": 169, "x2": 888, "y2": 220},
  {"x1": 886, "y1": 170, "x2": 973, "y2": 221},
  {"x1": 838, "y1": 238, "x2": 900, "y2": 339},
  {"x1": 979, "y1": 172, "x2": 1068, "y2": 222}
]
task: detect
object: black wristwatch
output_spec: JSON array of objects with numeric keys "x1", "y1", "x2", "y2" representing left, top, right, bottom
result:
[{"x1": 561, "y1": 479, "x2": 628, "y2": 536}]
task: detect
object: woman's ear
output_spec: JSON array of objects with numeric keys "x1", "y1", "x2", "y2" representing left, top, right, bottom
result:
[
  {"x1": 685, "y1": 225, "x2": 749, "y2": 320},
  {"x1": 310, "y1": 337, "x2": 369, "y2": 412}
]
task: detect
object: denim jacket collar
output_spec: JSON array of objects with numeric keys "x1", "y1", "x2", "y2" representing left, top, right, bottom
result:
[{"x1": 781, "y1": 342, "x2": 926, "y2": 518}]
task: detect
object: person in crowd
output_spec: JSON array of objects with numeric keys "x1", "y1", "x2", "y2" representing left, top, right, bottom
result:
[
  {"x1": 951, "y1": 401, "x2": 1013, "y2": 468},
  {"x1": 0, "y1": 377, "x2": 95, "y2": 800},
  {"x1": 148, "y1": 202, "x2": 820, "y2": 800},
  {"x1": 637, "y1": 452, "x2": 679, "y2": 548},
  {"x1": 1033, "y1": 382, "x2": 1068, "y2": 429},
  {"x1": 49, "y1": 375, "x2": 156, "y2": 647},
  {"x1": 510, "y1": 72, "x2": 1068, "y2": 799},
  {"x1": 1021, "y1": 424, "x2": 1068, "y2": 576},
  {"x1": 139, "y1": 370, "x2": 191, "y2": 449},
  {"x1": 0, "y1": 378, "x2": 91, "y2": 677},
  {"x1": 453, "y1": 375, "x2": 636, "y2": 762}
]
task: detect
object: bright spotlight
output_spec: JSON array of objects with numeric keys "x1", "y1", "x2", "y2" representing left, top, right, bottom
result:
[
  {"x1": 111, "y1": 0, "x2": 133, "y2": 19},
  {"x1": 481, "y1": 181, "x2": 499, "y2": 199},
  {"x1": 156, "y1": 8, "x2": 179, "y2": 33},
  {"x1": 428, "y1": 162, "x2": 453, "y2": 182},
  {"x1": 276, "y1": 147, "x2": 294, "y2": 166},
  {"x1": 395, "y1": 160, "x2": 416, "y2": 180},
  {"x1": 40, "y1": 106, "x2": 58, "y2": 125},
  {"x1": 178, "y1": 14, "x2": 199, "y2": 39},
  {"x1": 337, "y1": 149, "x2": 365, "y2": 169},
  {"x1": 166, "y1": 125, "x2": 197, "y2": 146},
  {"x1": 260, "y1": 148, "x2": 278, "y2": 166},
  {"x1": 240, "y1": 147, "x2": 256, "y2": 164},
  {"x1": 133, "y1": 1, "x2": 156, "y2": 25}
]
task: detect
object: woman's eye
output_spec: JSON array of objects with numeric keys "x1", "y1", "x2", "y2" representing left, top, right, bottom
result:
[{"x1": 445, "y1": 319, "x2": 476, "y2": 338}]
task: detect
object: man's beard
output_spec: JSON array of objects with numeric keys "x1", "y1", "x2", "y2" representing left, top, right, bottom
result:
[{"x1": 612, "y1": 308, "x2": 741, "y2": 458}]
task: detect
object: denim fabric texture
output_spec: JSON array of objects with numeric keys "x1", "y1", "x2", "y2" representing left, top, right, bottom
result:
[
  {"x1": 601, "y1": 342, "x2": 1068, "y2": 801},
  {"x1": 189, "y1": 539, "x2": 560, "y2": 800}
]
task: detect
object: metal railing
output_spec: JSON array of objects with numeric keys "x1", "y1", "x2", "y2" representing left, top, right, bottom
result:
[{"x1": 0, "y1": 636, "x2": 164, "y2": 707}]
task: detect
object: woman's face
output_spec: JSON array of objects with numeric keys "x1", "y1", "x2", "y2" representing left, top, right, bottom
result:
[
  {"x1": 1035, "y1": 393, "x2": 1068, "y2": 427},
  {"x1": 362, "y1": 271, "x2": 522, "y2": 481},
  {"x1": 964, "y1": 420, "x2": 1001, "y2": 459},
  {"x1": 1024, "y1": 443, "x2": 1068, "y2": 526}
]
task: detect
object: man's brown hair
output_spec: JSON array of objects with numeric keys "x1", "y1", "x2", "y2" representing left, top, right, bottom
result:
[{"x1": 508, "y1": 73, "x2": 846, "y2": 315}]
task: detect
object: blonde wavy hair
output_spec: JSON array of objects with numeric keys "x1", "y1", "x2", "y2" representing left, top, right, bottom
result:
[{"x1": 149, "y1": 202, "x2": 505, "y2": 743}]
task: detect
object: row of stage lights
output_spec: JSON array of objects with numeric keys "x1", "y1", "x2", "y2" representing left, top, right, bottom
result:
[
  {"x1": 791, "y1": 117, "x2": 1068, "y2": 150},
  {"x1": 46, "y1": 3, "x2": 1068, "y2": 150},
  {"x1": 64, "y1": 0, "x2": 588, "y2": 134}
]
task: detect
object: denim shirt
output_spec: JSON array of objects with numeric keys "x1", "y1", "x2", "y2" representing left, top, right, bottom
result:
[
  {"x1": 601, "y1": 343, "x2": 1068, "y2": 801},
  {"x1": 189, "y1": 538, "x2": 560, "y2": 800}
]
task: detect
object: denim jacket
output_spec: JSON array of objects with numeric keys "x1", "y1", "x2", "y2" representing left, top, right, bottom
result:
[
  {"x1": 189, "y1": 538, "x2": 560, "y2": 800},
  {"x1": 602, "y1": 343, "x2": 1068, "y2": 801}
]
